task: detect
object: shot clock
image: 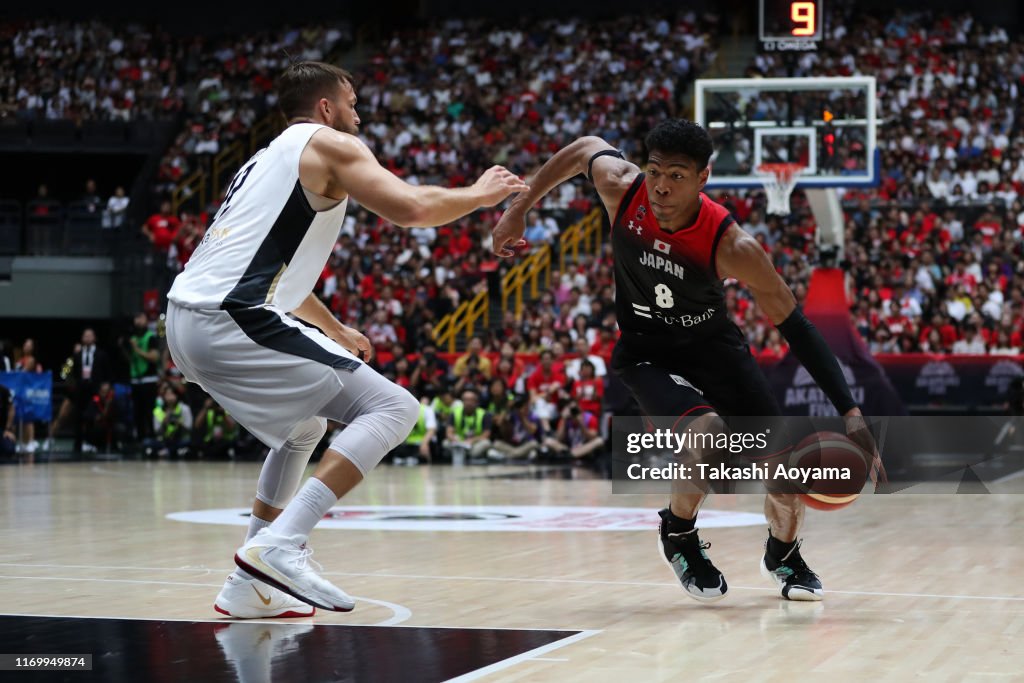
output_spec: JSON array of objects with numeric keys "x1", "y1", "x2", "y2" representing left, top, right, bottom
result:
[{"x1": 760, "y1": 0, "x2": 823, "y2": 51}]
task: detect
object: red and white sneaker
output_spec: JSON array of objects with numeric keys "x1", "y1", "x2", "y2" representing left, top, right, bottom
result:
[{"x1": 214, "y1": 571, "x2": 316, "y2": 619}]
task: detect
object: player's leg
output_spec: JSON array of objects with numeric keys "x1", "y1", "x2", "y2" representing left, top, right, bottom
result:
[
  {"x1": 690, "y1": 331, "x2": 823, "y2": 601},
  {"x1": 613, "y1": 343, "x2": 728, "y2": 602},
  {"x1": 235, "y1": 365, "x2": 418, "y2": 612},
  {"x1": 214, "y1": 416, "x2": 326, "y2": 618}
]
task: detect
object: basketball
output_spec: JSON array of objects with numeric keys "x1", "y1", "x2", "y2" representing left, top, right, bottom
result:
[{"x1": 791, "y1": 431, "x2": 870, "y2": 511}]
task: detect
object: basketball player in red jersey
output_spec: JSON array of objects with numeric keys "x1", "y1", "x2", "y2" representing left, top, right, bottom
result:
[{"x1": 494, "y1": 120, "x2": 877, "y2": 602}]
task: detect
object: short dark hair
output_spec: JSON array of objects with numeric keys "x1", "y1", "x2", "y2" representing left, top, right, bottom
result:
[
  {"x1": 644, "y1": 119, "x2": 714, "y2": 169},
  {"x1": 276, "y1": 61, "x2": 353, "y2": 120}
]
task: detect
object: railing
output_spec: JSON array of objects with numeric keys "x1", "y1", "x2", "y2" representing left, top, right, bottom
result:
[
  {"x1": 170, "y1": 111, "x2": 283, "y2": 214},
  {"x1": 249, "y1": 114, "x2": 283, "y2": 155},
  {"x1": 559, "y1": 208, "x2": 604, "y2": 273},
  {"x1": 171, "y1": 169, "x2": 206, "y2": 214},
  {"x1": 502, "y1": 244, "x2": 552, "y2": 318},
  {"x1": 212, "y1": 142, "x2": 246, "y2": 201},
  {"x1": 433, "y1": 289, "x2": 489, "y2": 354}
]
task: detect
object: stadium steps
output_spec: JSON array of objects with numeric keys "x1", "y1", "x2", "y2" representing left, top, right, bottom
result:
[{"x1": 683, "y1": 35, "x2": 758, "y2": 114}]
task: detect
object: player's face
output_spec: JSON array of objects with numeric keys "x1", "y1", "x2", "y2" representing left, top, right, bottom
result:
[
  {"x1": 645, "y1": 152, "x2": 710, "y2": 229},
  {"x1": 327, "y1": 82, "x2": 360, "y2": 134}
]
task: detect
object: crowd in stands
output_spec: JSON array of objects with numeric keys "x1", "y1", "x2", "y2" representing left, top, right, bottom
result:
[
  {"x1": 719, "y1": 5, "x2": 1024, "y2": 357},
  {"x1": 4, "y1": 8, "x2": 1024, "y2": 463}
]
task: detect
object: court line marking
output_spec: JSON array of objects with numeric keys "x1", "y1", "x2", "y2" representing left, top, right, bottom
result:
[
  {"x1": 992, "y1": 467, "x2": 1024, "y2": 484},
  {"x1": 1, "y1": 563, "x2": 1022, "y2": 603},
  {"x1": 0, "y1": 610, "x2": 590, "y2": 633},
  {"x1": 0, "y1": 574, "x2": 411, "y2": 627},
  {"x1": 444, "y1": 630, "x2": 600, "y2": 683}
]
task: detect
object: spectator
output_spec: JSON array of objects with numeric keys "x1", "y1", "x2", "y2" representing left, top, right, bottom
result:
[
  {"x1": 141, "y1": 200, "x2": 181, "y2": 255},
  {"x1": 444, "y1": 389, "x2": 492, "y2": 462},
  {"x1": 527, "y1": 349, "x2": 568, "y2": 416},
  {"x1": 103, "y1": 186, "x2": 130, "y2": 229},
  {"x1": 83, "y1": 382, "x2": 120, "y2": 452},
  {"x1": 453, "y1": 336, "x2": 492, "y2": 379},
  {"x1": 952, "y1": 325, "x2": 988, "y2": 354},
  {"x1": 146, "y1": 384, "x2": 192, "y2": 457},
  {"x1": 489, "y1": 394, "x2": 543, "y2": 460},
  {"x1": 1, "y1": 382, "x2": 15, "y2": 460},
  {"x1": 564, "y1": 337, "x2": 608, "y2": 380},
  {"x1": 48, "y1": 328, "x2": 112, "y2": 453},
  {"x1": 543, "y1": 401, "x2": 604, "y2": 460},
  {"x1": 570, "y1": 360, "x2": 604, "y2": 416},
  {"x1": 391, "y1": 399, "x2": 438, "y2": 465},
  {"x1": 81, "y1": 179, "x2": 103, "y2": 214},
  {"x1": 193, "y1": 397, "x2": 239, "y2": 459},
  {"x1": 121, "y1": 312, "x2": 160, "y2": 442}
]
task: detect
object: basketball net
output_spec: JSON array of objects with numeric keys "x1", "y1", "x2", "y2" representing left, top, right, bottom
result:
[{"x1": 756, "y1": 163, "x2": 804, "y2": 216}]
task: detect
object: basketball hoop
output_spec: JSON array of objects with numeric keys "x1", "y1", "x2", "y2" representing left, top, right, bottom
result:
[{"x1": 756, "y1": 163, "x2": 804, "y2": 216}]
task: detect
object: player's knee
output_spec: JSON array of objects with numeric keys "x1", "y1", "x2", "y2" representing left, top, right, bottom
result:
[
  {"x1": 287, "y1": 416, "x2": 327, "y2": 449},
  {"x1": 394, "y1": 387, "x2": 420, "y2": 436}
]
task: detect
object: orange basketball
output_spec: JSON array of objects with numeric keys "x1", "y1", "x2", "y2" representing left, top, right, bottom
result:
[{"x1": 791, "y1": 431, "x2": 870, "y2": 511}]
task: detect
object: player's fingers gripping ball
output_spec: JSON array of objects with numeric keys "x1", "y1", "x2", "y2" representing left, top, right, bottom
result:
[{"x1": 790, "y1": 431, "x2": 870, "y2": 510}]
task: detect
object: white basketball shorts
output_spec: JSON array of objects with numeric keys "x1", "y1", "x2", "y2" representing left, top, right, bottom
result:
[{"x1": 166, "y1": 302, "x2": 362, "y2": 450}]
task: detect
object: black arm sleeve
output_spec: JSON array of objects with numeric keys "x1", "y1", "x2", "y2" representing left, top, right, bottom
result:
[
  {"x1": 587, "y1": 149, "x2": 625, "y2": 183},
  {"x1": 776, "y1": 307, "x2": 858, "y2": 414}
]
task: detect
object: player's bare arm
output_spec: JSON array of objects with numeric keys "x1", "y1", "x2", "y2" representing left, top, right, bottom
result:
[
  {"x1": 715, "y1": 225, "x2": 881, "y2": 477},
  {"x1": 302, "y1": 129, "x2": 527, "y2": 227},
  {"x1": 492, "y1": 136, "x2": 640, "y2": 257},
  {"x1": 715, "y1": 224, "x2": 856, "y2": 417},
  {"x1": 291, "y1": 293, "x2": 373, "y2": 362}
]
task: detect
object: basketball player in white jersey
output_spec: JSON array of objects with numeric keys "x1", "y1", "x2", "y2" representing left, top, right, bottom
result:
[{"x1": 166, "y1": 61, "x2": 527, "y2": 617}]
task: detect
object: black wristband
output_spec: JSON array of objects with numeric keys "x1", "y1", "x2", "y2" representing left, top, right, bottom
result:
[
  {"x1": 776, "y1": 307, "x2": 858, "y2": 414},
  {"x1": 587, "y1": 149, "x2": 625, "y2": 182}
]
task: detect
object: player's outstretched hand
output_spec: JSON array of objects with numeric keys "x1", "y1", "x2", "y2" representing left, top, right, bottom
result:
[
  {"x1": 473, "y1": 165, "x2": 529, "y2": 208},
  {"x1": 491, "y1": 208, "x2": 528, "y2": 258},
  {"x1": 843, "y1": 406, "x2": 888, "y2": 492}
]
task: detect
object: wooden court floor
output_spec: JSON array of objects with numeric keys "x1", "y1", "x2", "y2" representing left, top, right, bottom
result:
[{"x1": 1, "y1": 460, "x2": 1022, "y2": 681}]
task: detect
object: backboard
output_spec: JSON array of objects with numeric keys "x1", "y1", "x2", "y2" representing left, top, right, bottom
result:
[{"x1": 694, "y1": 76, "x2": 878, "y2": 189}]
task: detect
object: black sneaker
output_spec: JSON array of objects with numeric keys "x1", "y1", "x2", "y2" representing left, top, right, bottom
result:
[
  {"x1": 760, "y1": 539, "x2": 824, "y2": 601},
  {"x1": 657, "y1": 509, "x2": 728, "y2": 602}
]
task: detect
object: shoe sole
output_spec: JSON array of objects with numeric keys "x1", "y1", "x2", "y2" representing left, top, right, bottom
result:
[
  {"x1": 213, "y1": 602, "x2": 315, "y2": 619},
  {"x1": 759, "y1": 557, "x2": 824, "y2": 601},
  {"x1": 656, "y1": 535, "x2": 727, "y2": 603},
  {"x1": 234, "y1": 553, "x2": 355, "y2": 613}
]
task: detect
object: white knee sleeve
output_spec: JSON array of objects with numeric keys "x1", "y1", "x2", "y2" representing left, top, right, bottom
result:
[
  {"x1": 326, "y1": 382, "x2": 419, "y2": 476},
  {"x1": 255, "y1": 416, "x2": 327, "y2": 508}
]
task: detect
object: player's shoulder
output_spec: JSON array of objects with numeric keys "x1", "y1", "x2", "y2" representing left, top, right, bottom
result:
[
  {"x1": 700, "y1": 192, "x2": 736, "y2": 223},
  {"x1": 306, "y1": 126, "x2": 370, "y2": 158}
]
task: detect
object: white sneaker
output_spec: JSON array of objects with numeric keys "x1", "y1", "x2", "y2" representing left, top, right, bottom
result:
[
  {"x1": 213, "y1": 571, "x2": 315, "y2": 619},
  {"x1": 235, "y1": 529, "x2": 355, "y2": 612}
]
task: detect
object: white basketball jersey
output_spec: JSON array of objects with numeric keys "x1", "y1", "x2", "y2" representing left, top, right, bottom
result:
[{"x1": 168, "y1": 123, "x2": 348, "y2": 312}]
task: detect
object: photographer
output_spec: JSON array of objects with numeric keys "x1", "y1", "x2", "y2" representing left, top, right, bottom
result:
[
  {"x1": 444, "y1": 389, "x2": 493, "y2": 463},
  {"x1": 146, "y1": 384, "x2": 192, "y2": 458},
  {"x1": 391, "y1": 398, "x2": 438, "y2": 466},
  {"x1": 490, "y1": 394, "x2": 543, "y2": 460},
  {"x1": 410, "y1": 343, "x2": 450, "y2": 396},
  {"x1": 193, "y1": 397, "x2": 239, "y2": 459},
  {"x1": 543, "y1": 400, "x2": 604, "y2": 460}
]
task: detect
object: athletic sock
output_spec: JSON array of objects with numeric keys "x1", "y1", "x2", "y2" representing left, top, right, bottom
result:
[
  {"x1": 235, "y1": 515, "x2": 274, "y2": 581},
  {"x1": 266, "y1": 477, "x2": 338, "y2": 539},
  {"x1": 767, "y1": 533, "x2": 797, "y2": 560},
  {"x1": 245, "y1": 514, "x2": 272, "y2": 542},
  {"x1": 665, "y1": 506, "x2": 697, "y2": 533}
]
